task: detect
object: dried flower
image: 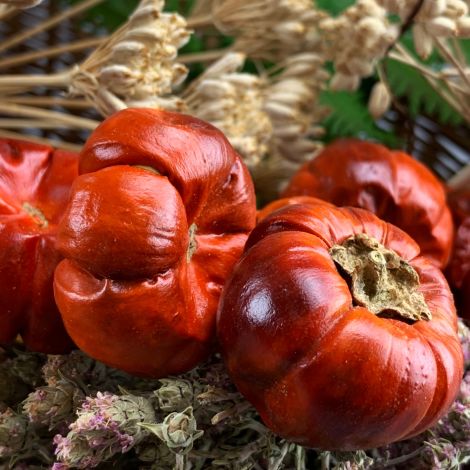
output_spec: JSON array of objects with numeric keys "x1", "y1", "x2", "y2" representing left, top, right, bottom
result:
[
  {"x1": 265, "y1": 53, "x2": 327, "y2": 164},
  {"x1": 42, "y1": 350, "x2": 133, "y2": 391},
  {"x1": 368, "y1": 81, "x2": 392, "y2": 119},
  {"x1": 185, "y1": 52, "x2": 273, "y2": 169},
  {"x1": 140, "y1": 407, "x2": 203, "y2": 454},
  {"x1": 154, "y1": 379, "x2": 193, "y2": 412},
  {"x1": 330, "y1": 73, "x2": 361, "y2": 92},
  {"x1": 70, "y1": 0, "x2": 190, "y2": 116},
  {"x1": 425, "y1": 16, "x2": 457, "y2": 37},
  {"x1": 185, "y1": 50, "x2": 327, "y2": 200},
  {"x1": 457, "y1": 16, "x2": 470, "y2": 36},
  {"x1": 53, "y1": 392, "x2": 156, "y2": 469},
  {"x1": 320, "y1": 1, "x2": 398, "y2": 84},
  {"x1": 413, "y1": 24, "x2": 434, "y2": 59},
  {"x1": 23, "y1": 379, "x2": 85, "y2": 431},
  {"x1": 211, "y1": 0, "x2": 327, "y2": 60},
  {"x1": 421, "y1": 437, "x2": 468, "y2": 469},
  {"x1": 0, "y1": 408, "x2": 28, "y2": 458}
]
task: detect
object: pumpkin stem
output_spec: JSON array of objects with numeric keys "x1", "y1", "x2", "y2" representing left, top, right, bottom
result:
[
  {"x1": 134, "y1": 165, "x2": 160, "y2": 175},
  {"x1": 330, "y1": 234, "x2": 431, "y2": 322},
  {"x1": 22, "y1": 202, "x2": 48, "y2": 228},
  {"x1": 187, "y1": 223, "x2": 198, "y2": 262}
]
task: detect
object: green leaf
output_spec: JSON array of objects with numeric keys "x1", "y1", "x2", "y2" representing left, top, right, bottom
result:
[
  {"x1": 385, "y1": 58, "x2": 463, "y2": 126},
  {"x1": 459, "y1": 39, "x2": 470, "y2": 62},
  {"x1": 319, "y1": 90, "x2": 399, "y2": 147},
  {"x1": 315, "y1": 0, "x2": 354, "y2": 16}
]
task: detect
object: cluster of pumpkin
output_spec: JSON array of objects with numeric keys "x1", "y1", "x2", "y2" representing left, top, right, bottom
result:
[{"x1": 0, "y1": 108, "x2": 468, "y2": 451}]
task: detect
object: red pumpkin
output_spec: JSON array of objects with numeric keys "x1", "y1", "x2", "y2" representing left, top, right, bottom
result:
[
  {"x1": 54, "y1": 108, "x2": 257, "y2": 377},
  {"x1": 217, "y1": 202, "x2": 463, "y2": 450},
  {"x1": 448, "y1": 189, "x2": 470, "y2": 319},
  {"x1": 282, "y1": 139, "x2": 454, "y2": 268},
  {"x1": 257, "y1": 195, "x2": 332, "y2": 222},
  {"x1": 0, "y1": 138, "x2": 77, "y2": 353}
]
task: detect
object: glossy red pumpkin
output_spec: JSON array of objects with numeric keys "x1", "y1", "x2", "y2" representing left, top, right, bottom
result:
[
  {"x1": 448, "y1": 189, "x2": 470, "y2": 319},
  {"x1": 0, "y1": 138, "x2": 77, "y2": 353},
  {"x1": 282, "y1": 139, "x2": 454, "y2": 268},
  {"x1": 257, "y1": 195, "x2": 332, "y2": 222},
  {"x1": 217, "y1": 202, "x2": 463, "y2": 450},
  {"x1": 54, "y1": 108, "x2": 257, "y2": 377}
]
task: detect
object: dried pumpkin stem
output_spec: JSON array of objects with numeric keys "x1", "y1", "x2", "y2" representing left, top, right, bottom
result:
[
  {"x1": 187, "y1": 223, "x2": 198, "y2": 262},
  {"x1": 22, "y1": 202, "x2": 48, "y2": 228},
  {"x1": 134, "y1": 165, "x2": 160, "y2": 175},
  {"x1": 330, "y1": 234, "x2": 431, "y2": 322}
]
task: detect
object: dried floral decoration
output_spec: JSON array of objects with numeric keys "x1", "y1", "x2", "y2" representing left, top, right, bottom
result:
[
  {"x1": 1, "y1": 321, "x2": 470, "y2": 469},
  {"x1": 71, "y1": 0, "x2": 190, "y2": 116},
  {"x1": 1, "y1": 0, "x2": 469, "y2": 190}
]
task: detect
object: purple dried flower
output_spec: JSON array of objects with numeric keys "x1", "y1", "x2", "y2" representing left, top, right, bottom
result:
[
  {"x1": 53, "y1": 391, "x2": 156, "y2": 468},
  {"x1": 23, "y1": 379, "x2": 84, "y2": 430},
  {"x1": 54, "y1": 435, "x2": 72, "y2": 460},
  {"x1": 52, "y1": 463, "x2": 70, "y2": 470},
  {"x1": 118, "y1": 431, "x2": 134, "y2": 452},
  {"x1": 422, "y1": 437, "x2": 465, "y2": 469}
]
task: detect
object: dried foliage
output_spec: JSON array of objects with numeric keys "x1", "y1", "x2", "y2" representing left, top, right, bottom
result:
[
  {"x1": 1, "y1": 320, "x2": 470, "y2": 469},
  {"x1": 0, "y1": 0, "x2": 469, "y2": 193}
]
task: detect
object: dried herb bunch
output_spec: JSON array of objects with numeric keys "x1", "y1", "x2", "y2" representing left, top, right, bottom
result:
[
  {"x1": 0, "y1": 0, "x2": 469, "y2": 194},
  {"x1": 0, "y1": 319, "x2": 470, "y2": 469}
]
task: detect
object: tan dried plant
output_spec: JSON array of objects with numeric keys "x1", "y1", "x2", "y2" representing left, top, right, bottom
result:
[{"x1": 0, "y1": 0, "x2": 469, "y2": 186}]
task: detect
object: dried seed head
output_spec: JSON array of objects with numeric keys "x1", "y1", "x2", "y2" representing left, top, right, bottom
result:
[
  {"x1": 375, "y1": 0, "x2": 406, "y2": 15},
  {"x1": 319, "y1": 1, "x2": 395, "y2": 83},
  {"x1": 357, "y1": 16, "x2": 388, "y2": 47},
  {"x1": 445, "y1": 0, "x2": 469, "y2": 19},
  {"x1": 330, "y1": 73, "x2": 361, "y2": 92},
  {"x1": 356, "y1": 0, "x2": 387, "y2": 18},
  {"x1": 185, "y1": 53, "x2": 273, "y2": 168},
  {"x1": 416, "y1": 0, "x2": 447, "y2": 20},
  {"x1": 126, "y1": 96, "x2": 187, "y2": 112},
  {"x1": 425, "y1": 16, "x2": 457, "y2": 36},
  {"x1": 343, "y1": 58, "x2": 375, "y2": 77},
  {"x1": 413, "y1": 24, "x2": 434, "y2": 59},
  {"x1": 368, "y1": 81, "x2": 392, "y2": 119},
  {"x1": 264, "y1": 54, "x2": 328, "y2": 170},
  {"x1": 70, "y1": 0, "x2": 190, "y2": 116},
  {"x1": 212, "y1": 0, "x2": 327, "y2": 60},
  {"x1": 457, "y1": 17, "x2": 470, "y2": 36}
]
